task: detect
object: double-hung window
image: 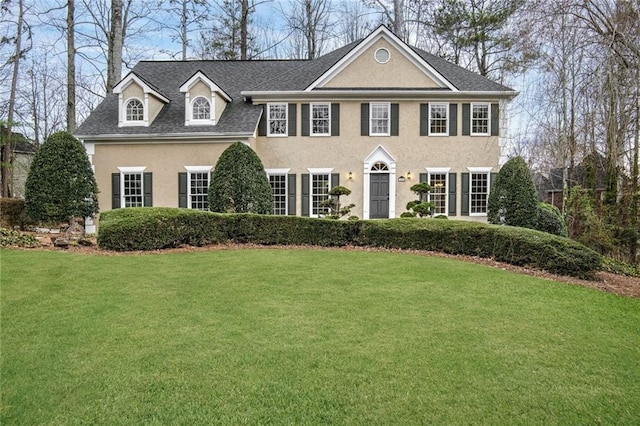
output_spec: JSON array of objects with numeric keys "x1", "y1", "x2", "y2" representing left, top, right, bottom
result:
[
  {"x1": 268, "y1": 173, "x2": 288, "y2": 215},
  {"x1": 268, "y1": 103, "x2": 288, "y2": 136},
  {"x1": 370, "y1": 103, "x2": 390, "y2": 136},
  {"x1": 118, "y1": 166, "x2": 146, "y2": 208},
  {"x1": 427, "y1": 169, "x2": 449, "y2": 215},
  {"x1": 311, "y1": 103, "x2": 330, "y2": 136},
  {"x1": 470, "y1": 170, "x2": 490, "y2": 215},
  {"x1": 187, "y1": 168, "x2": 211, "y2": 210},
  {"x1": 429, "y1": 103, "x2": 448, "y2": 136},
  {"x1": 471, "y1": 103, "x2": 490, "y2": 136},
  {"x1": 307, "y1": 169, "x2": 333, "y2": 217}
]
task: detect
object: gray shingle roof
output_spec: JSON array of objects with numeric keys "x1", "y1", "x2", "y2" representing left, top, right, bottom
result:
[{"x1": 75, "y1": 35, "x2": 514, "y2": 138}]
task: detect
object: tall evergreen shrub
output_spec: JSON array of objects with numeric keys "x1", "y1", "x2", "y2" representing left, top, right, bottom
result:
[
  {"x1": 25, "y1": 131, "x2": 99, "y2": 223},
  {"x1": 208, "y1": 142, "x2": 272, "y2": 214},
  {"x1": 488, "y1": 156, "x2": 538, "y2": 229}
]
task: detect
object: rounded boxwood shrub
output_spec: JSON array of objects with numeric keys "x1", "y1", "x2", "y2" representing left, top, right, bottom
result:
[
  {"x1": 488, "y1": 156, "x2": 538, "y2": 229},
  {"x1": 536, "y1": 202, "x2": 567, "y2": 237},
  {"x1": 208, "y1": 142, "x2": 272, "y2": 214},
  {"x1": 25, "y1": 131, "x2": 98, "y2": 223}
]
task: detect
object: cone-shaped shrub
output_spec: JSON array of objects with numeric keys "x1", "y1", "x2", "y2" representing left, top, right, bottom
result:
[
  {"x1": 25, "y1": 131, "x2": 99, "y2": 223},
  {"x1": 488, "y1": 156, "x2": 538, "y2": 229},
  {"x1": 208, "y1": 142, "x2": 272, "y2": 214}
]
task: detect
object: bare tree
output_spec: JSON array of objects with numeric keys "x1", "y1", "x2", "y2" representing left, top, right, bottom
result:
[
  {"x1": 67, "y1": 0, "x2": 76, "y2": 131},
  {"x1": 158, "y1": 0, "x2": 209, "y2": 60},
  {"x1": 282, "y1": 0, "x2": 332, "y2": 59},
  {"x1": 336, "y1": 0, "x2": 374, "y2": 44},
  {"x1": 1, "y1": 0, "x2": 31, "y2": 197}
]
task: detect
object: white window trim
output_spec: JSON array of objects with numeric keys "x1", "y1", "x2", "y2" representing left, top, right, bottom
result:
[
  {"x1": 308, "y1": 167, "x2": 334, "y2": 218},
  {"x1": 467, "y1": 167, "x2": 492, "y2": 216},
  {"x1": 310, "y1": 103, "x2": 331, "y2": 137},
  {"x1": 470, "y1": 102, "x2": 491, "y2": 136},
  {"x1": 370, "y1": 102, "x2": 391, "y2": 137},
  {"x1": 117, "y1": 166, "x2": 146, "y2": 208},
  {"x1": 426, "y1": 167, "x2": 450, "y2": 216},
  {"x1": 185, "y1": 95, "x2": 215, "y2": 126},
  {"x1": 121, "y1": 97, "x2": 148, "y2": 127},
  {"x1": 428, "y1": 103, "x2": 449, "y2": 136},
  {"x1": 267, "y1": 103, "x2": 288, "y2": 137},
  {"x1": 374, "y1": 47, "x2": 391, "y2": 64},
  {"x1": 266, "y1": 168, "x2": 291, "y2": 215},
  {"x1": 184, "y1": 166, "x2": 213, "y2": 210}
]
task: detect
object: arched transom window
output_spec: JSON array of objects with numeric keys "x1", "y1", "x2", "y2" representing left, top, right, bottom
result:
[
  {"x1": 192, "y1": 97, "x2": 211, "y2": 121},
  {"x1": 125, "y1": 99, "x2": 144, "y2": 121},
  {"x1": 371, "y1": 162, "x2": 389, "y2": 172}
]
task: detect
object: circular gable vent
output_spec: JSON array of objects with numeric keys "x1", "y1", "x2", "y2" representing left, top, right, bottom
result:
[{"x1": 374, "y1": 48, "x2": 390, "y2": 64}]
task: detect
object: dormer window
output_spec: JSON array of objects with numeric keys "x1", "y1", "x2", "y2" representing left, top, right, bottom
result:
[
  {"x1": 113, "y1": 72, "x2": 169, "y2": 128},
  {"x1": 180, "y1": 70, "x2": 231, "y2": 126},
  {"x1": 191, "y1": 97, "x2": 211, "y2": 121},
  {"x1": 125, "y1": 98, "x2": 144, "y2": 122}
]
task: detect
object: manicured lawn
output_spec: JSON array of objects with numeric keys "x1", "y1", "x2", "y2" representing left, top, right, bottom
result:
[{"x1": 1, "y1": 248, "x2": 639, "y2": 424}]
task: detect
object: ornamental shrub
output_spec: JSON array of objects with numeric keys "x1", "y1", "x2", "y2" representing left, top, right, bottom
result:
[
  {"x1": 0, "y1": 198, "x2": 36, "y2": 230},
  {"x1": 25, "y1": 131, "x2": 98, "y2": 223},
  {"x1": 488, "y1": 156, "x2": 538, "y2": 229},
  {"x1": 535, "y1": 202, "x2": 567, "y2": 237},
  {"x1": 208, "y1": 142, "x2": 272, "y2": 214}
]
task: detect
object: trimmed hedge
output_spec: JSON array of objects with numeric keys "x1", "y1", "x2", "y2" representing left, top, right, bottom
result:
[
  {"x1": 98, "y1": 208, "x2": 601, "y2": 278},
  {"x1": 355, "y1": 219, "x2": 600, "y2": 278}
]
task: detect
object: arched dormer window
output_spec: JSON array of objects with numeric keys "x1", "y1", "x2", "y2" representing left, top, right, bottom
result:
[
  {"x1": 191, "y1": 97, "x2": 211, "y2": 121},
  {"x1": 125, "y1": 98, "x2": 144, "y2": 122},
  {"x1": 180, "y1": 71, "x2": 231, "y2": 126}
]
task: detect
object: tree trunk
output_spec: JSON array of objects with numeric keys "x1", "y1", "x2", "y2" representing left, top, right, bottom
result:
[
  {"x1": 240, "y1": 0, "x2": 248, "y2": 60},
  {"x1": 107, "y1": 0, "x2": 124, "y2": 93},
  {"x1": 181, "y1": 0, "x2": 187, "y2": 60},
  {"x1": 67, "y1": 0, "x2": 76, "y2": 132},
  {"x1": 1, "y1": 0, "x2": 24, "y2": 197}
]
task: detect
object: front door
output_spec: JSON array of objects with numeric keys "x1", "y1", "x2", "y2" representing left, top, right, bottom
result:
[{"x1": 370, "y1": 173, "x2": 390, "y2": 218}]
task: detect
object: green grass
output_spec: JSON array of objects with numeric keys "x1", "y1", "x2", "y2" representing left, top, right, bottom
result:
[{"x1": 1, "y1": 248, "x2": 639, "y2": 424}]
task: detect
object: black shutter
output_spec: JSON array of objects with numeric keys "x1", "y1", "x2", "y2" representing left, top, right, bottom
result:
[
  {"x1": 112, "y1": 173, "x2": 121, "y2": 209},
  {"x1": 449, "y1": 104, "x2": 458, "y2": 136},
  {"x1": 462, "y1": 103, "x2": 470, "y2": 136},
  {"x1": 301, "y1": 104, "x2": 310, "y2": 136},
  {"x1": 331, "y1": 103, "x2": 340, "y2": 136},
  {"x1": 448, "y1": 172, "x2": 457, "y2": 215},
  {"x1": 361, "y1": 103, "x2": 369, "y2": 136},
  {"x1": 287, "y1": 174, "x2": 296, "y2": 215},
  {"x1": 491, "y1": 103, "x2": 499, "y2": 136},
  {"x1": 143, "y1": 172, "x2": 153, "y2": 207},
  {"x1": 461, "y1": 172, "x2": 470, "y2": 216},
  {"x1": 288, "y1": 103, "x2": 296, "y2": 136},
  {"x1": 391, "y1": 103, "x2": 399, "y2": 136},
  {"x1": 331, "y1": 173, "x2": 339, "y2": 187},
  {"x1": 420, "y1": 103, "x2": 429, "y2": 136},
  {"x1": 258, "y1": 105, "x2": 267, "y2": 136},
  {"x1": 178, "y1": 172, "x2": 188, "y2": 208},
  {"x1": 301, "y1": 174, "x2": 310, "y2": 216}
]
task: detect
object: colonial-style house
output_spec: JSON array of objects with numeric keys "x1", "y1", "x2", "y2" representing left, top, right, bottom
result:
[{"x1": 75, "y1": 26, "x2": 517, "y2": 232}]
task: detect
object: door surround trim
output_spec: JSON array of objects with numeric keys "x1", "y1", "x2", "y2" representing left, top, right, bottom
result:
[{"x1": 363, "y1": 145, "x2": 396, "y2": 219}]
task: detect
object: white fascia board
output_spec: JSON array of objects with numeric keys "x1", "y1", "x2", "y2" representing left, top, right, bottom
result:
[
  {"x1": 305, "y1": 26, "x2": 457, "y2": 91},
  {"x1": 179, "y1": 71, "x2": 233, "y2": 102},
  {"x1": 113, "y1": 73, "x2": 170, "y2": 104},
  {"x1": 242, "y1": 90, "x2": 519, "y2": 101}
]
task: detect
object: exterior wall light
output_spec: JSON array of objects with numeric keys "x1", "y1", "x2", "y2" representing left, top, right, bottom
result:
[
  {"x1": 348, "y1": 171, "x2": 353, "y2": 180},
  {"x1": 407, "y1": 171, "x2": 412, "y2": 180}
]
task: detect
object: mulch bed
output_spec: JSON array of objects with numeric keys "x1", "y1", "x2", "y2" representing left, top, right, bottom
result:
[{"x1": 22, "y1": 232, "x2": 640, "y2": 299}]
